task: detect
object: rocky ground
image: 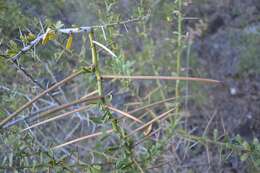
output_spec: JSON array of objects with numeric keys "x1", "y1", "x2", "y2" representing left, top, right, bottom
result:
[{"x1": 182, "y1": 0, "x2": 260, "y2": 172}]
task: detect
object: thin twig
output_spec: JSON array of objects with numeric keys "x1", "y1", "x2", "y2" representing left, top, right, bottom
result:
[
  {"x1": 29, "y1": 95, "x2": 103, "y2": 122},
  {"x1": 22, "y1": 105, "x2": 91, "y2": 131},
  {"x1": 133, "y1": 158, "x2": 145, "y2": 173},
  {"x1": 11, "y1": 60, "x2": 61, "y2": 104},
  {"x1": 3, "y1": 105, "x2": 56, "y2": 128},
  {"x1": 106, "y1": 105, "x2": 144, "y2": 124},
  {"x1": 89, "y1": 29, "x2": 103, "y2": 97},
  {"x1": 10, "y1": 16, "x2": 146, "y2": 63},
  {"x1": 175, "y1": 0, "x2": 183, "y2": 116},
  {"x1": 129, "y1": 97, "x2": 176, "y2": 114},
  {"x1": 128, "y1": 108, "x2": 176, "y2": 136},
  {"x1": 52, "y1": 129, "x2": 114, "y2": 150},
  {"x1": 0, "y1": 70, "x2": 83, "y2": 128},
  {"x1": 4, "y1": 17, "x2": 146, "y2": 96},
  {"x1": 101, "y1": 75, "x2": 221, "y2": 84}
]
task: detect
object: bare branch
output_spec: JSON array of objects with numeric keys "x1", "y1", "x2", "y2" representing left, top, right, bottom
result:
[
  {"x1": 102, "y1": 75, "x2": 221, "y2": 84},
  {"x1": 0, "y1": 70, "x2": 84, "y2": 128},
  {"x1": 52, "y1": 129, "x2": 114, "y2": 150},
  {"x1": 22, "y1": 105, "x2": 91, "y2": 131},
  {"x1": 29, "y1": 95, "x2": 103, "y2": 122},
  {"x1": 106, "y1": 105, "x2": 143, "y2": 124},
  {"x1": 128, "y1": 108, "x2": 176, "y2": 136}
]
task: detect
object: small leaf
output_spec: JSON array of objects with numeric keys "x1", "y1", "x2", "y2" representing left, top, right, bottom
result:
[
  {"x1": 20, "y1": 35, "x2": 27, "y2": 43},
  {"x1": 42, "y1": 35, "x2": 49, "y2": 45},
  {"x1": 54, "y1": 21, "x2": 64, "y2": 29},
  {"x1": 143, "y1": 124, "x2": 153, "y2": 136},
  {"x1": 66, "y1": 33, "x2": 73, "y2": 49},
  {"x1": 101, "y1": 26, "x2": 107, "y2": 41},
  {"x1": 48, "y1": 31, "x2": 56, "y2": 40},
  {"x1": 42, "y1": 28, "x2": 56, "y2": 45},
  {"x1": 88, "y1": 165, "x2": 101, "y2": 173},
  {"x1": 42, "y1": 28, "x2": 51, "y2": 44},
  {"x1": 106, "y1": 146, "x2": 119, "y2": 152},
  {"x1": 90, "y1": 117, "x2": 103, "y2": 124},
  {"x1": 9, "y1": 40, "x2": 18, "y2": 50},
  {"x1": 240, "y1": 153, "x2": 249, "y2": 162},
  {"x1": 27, "y1": 33, "x2": 36, "y2": 42},
  {"x1": 7, "y1": 49, "x2": 18, "y2": 57},
  {"x1": 242, "y1": 141, "x2": 251, "y2": 151},
  {"x1": 112, "y1": 119, "x2": 120, "y2": 132},
  {"x1": 82, "y1": 64, "x2": 95, "y2": 73},
  {"x1": 213, "y1": 129, "x2": 218, "y2": 141}
]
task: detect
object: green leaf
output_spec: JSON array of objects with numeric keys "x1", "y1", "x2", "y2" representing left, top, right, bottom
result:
[
  {"x1": 242, "y1": 141, "x2": 251, "y2": 151},
  {"x1": 27, "y1": 33, "x2": 36, "y2": 42},
  {"x1": 9, "y1": 40, "x2": 18, "y2": 50},
  {"x1": 42, "y1": 28, "x2": 56, "y2": 45},
  {"x1": 116, "y1": 157, "x2": 132, "y2": 170},
  {"x1": 112, "y1": 119, "x2": 120, "y2": 133},
  {"x1": 106, "y1": 145, "x2": 119, "y2": 153},
  {"x1": 90, "y1": 116, "x2": 103, "y2": 124},
  {"x1": 213, "y1": 129, "x2": 218, "y2": 141},
  {"x1": 240, "y1": 153, "x2": 249, "y2": 162},
  {"x1": 7, "y1": 49, "x2": 18, "y2": 57},
  {"x1": 88, "y1": 165, "x2": 101, "y2": 173},
  {"x1": 0, "y1": 109, "x2": 5, "y2": 117},
  {"x1": 66, "y1": 33, "x2": 73, "y2": 49},
  {"x1": 54, "y1": 21, "x2": 64, "y2": 30},
  {"x1": 82, "y1": 65, "x2": 95, "y2": 73}
]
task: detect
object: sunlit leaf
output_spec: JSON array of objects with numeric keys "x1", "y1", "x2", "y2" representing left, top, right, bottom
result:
[
  {"x1": 143, "y1": 124, "x2": 152, "y2": 136},
  {"x1": 88, "y1": 165, "x2": 101, "y2": 173},
  {"x1": 54, "y1": 20, "x2": 64, "y2": 29},
  {"x1": 66, "y1": 33, "x2": 73, "y2": 49},
  {"x1": 27, "y1": 33, "x2": 36, "y2": 42},
  {"x1": 42, "y1": 28, "x2": 56, "y2": 45},
  {"x1": 48, "y1": 32, "x2": 56, "y2": 40},
  {"x1": 7, "y1": 49, "x2": 18, "y2": 57},
  {"x1": 240, "y1": 153, "x2": 249, "y2": 162}
]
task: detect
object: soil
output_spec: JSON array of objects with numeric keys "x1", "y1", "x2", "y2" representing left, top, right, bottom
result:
[{"x1": 182, "y1": 0, "x2": 260, "y2": 172}]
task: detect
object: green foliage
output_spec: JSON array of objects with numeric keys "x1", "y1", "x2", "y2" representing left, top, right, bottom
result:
[
  {"x1": 234, "y1": 135, "x2": 260, "y2": 171},
  {"x1": 239, "y1": 32, "x2": 260, "y2": 74}
]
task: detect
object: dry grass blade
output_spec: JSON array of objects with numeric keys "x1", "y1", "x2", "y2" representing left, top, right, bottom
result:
[
  {"x1": 102, "y1": 75, "x2": 221, "y2": 84},
  {"x1": 106, "y1": 105, "x2": 143, "y2": 124},
  {"x1": 0, "y1": 70, "x2": 84, "y2": 128},
  {"x1": 29, "y1": 95, "x2": 102, "y2": 122},
  {"x1": 129, "y1": 108, "x2": 176, "y2": 136},
  {"x1": 81, "y1": 90, "x2": 98, "y2": 99},
  {"x1": 52, "y1": 129, "x2": 114, "y2": 150},
  {"x1": 93, "y1": 40, "x2": 117, "y2": 58},
  {"x1": 129, "y1": 97, "x2": 176, "y2": 114},
  {"x1": 22, "y1": 105, "x2": 91, "y2": 131},
  {"x1": 52, "y1": 104, "x2": 146, "y2": 150}
]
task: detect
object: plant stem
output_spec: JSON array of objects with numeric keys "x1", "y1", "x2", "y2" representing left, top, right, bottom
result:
[
  {"x1": 175, "y1": 0, "x2": 183, "y2": 116},
  {"x1": 101, "y1": 75, "x2": 220, "y2": 84},
  {"x1": 88, "y1": 29, "x2": 103, "y2": 98}
]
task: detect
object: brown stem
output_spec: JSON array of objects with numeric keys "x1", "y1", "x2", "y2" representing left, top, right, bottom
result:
[
  {"x1": 101, "y1": 75, "x2": 221, "y2": 84},
  {"x1": 29, "y1": 95, "x2": 103, "y2": 122}
]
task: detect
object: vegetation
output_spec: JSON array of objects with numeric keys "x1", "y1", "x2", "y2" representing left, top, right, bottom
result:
[{"x1": 0, "y1": 0, "x2": 259, "y2": 172}]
